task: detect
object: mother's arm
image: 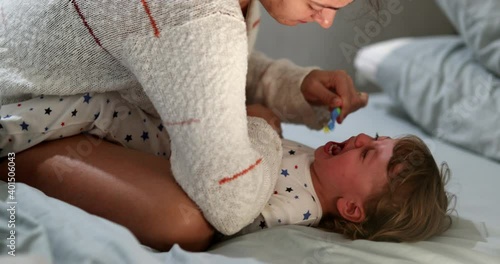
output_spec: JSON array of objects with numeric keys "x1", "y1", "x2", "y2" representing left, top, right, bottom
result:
[
  {"x1": 0, "y1": 134, "x2": 214, "y2": 252},
  {"x1": 114, "y1": 3, "x2": 280, "y2": 235},
  {"x1": 246, "y1": 51, "x2": 330, "y2": 129}
]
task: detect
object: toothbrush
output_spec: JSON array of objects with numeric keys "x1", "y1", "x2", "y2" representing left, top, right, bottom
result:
[{"x1": 323, "y1": 107, "x2": 341, "y2": 133}]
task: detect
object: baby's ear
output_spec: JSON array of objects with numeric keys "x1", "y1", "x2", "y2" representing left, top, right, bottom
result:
[{"x1": 336, "y1": 198, "x2": 366, "y2": 223}]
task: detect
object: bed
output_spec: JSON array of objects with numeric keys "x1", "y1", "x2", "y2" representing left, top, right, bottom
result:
[
  {"x1": 1, "y1": 90, "x2": 499, "y2": 263},
  {"x1": 0, "y1": 0, "x2": 500, "y2": 258}
]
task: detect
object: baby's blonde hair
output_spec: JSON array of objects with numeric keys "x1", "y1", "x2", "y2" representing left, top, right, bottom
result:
[{"x1": 321, "y1": 135, "x2": 455, "y2": 242}]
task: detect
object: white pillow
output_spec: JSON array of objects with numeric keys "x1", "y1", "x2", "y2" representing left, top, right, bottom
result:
[
  {"x1": 354, "y1": 38, "x2": 413, "y2": 84},
  {"x1": 354, "y1": 36, "x2": 500, "y2": 161},
  {"x1": 435, "y1": 0, "x2": 500, "y2": 76}
]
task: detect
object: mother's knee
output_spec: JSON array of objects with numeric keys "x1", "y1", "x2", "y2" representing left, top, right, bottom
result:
[{"x1": 151, "y1": 203, "x2": 215, "y2": 252}]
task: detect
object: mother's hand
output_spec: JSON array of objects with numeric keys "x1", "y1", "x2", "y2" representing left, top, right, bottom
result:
[
  {"x1": 301, "y1": 70, "x2": 368, "y2": 124},
  {"x1": 246, "y1": 104, "x2": 282, "y2": 137}
]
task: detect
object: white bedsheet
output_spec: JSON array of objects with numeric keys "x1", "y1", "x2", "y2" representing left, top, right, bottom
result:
[
  {"x1": 209, "y1": 93, "x2": 500, "y2": 263},
  {"x1": 1, "y1": 93, "x2": 499, "y2": 263}
]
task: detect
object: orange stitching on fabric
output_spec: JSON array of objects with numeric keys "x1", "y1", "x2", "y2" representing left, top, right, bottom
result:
[
  {"x1": 164, "y1": 119, "x2": 200, "y2": 126},
  {"x1": 252, "y1": 19, "x2": 260, "y2": 29},
  {"x1": 141, "y1": 0, "x2": 160, "y2": 37},
  {"x1": 219, "y1": 158, "x2": 263, "y2": 185},
  {"x1": 71, "y1": 0, "x2": 109, "y2": 53}
]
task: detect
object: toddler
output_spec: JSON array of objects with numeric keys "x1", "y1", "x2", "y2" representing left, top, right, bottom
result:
[
  {"x1": 237, "y1": 134, "x2": 453, "y2": 242},
  {"x1": 0, "y1": 92, "x2": 453, "y2": 242}
]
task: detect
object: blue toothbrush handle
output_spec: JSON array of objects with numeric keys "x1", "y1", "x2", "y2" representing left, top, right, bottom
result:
[
  {"x1": 331, "y1": 108, "x2": 341, "y2": 123},
  {"x1": 323, "y1": 108, "x2": 342, "y2": 133},
  {"x1": 324, "y1": 108, "x2": 341, "y2": 132},
  {"x1": 328, "y1": 120, "x2": 335, "y2": 130}
]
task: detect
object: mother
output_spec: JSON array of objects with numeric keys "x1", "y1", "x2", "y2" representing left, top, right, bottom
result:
[{"x1": 0, "y1": 0, "x2": 370, "y2": 251}]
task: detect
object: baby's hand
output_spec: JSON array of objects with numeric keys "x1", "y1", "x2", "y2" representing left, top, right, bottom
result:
[{"x1": 246, "y1": 104, "x2": 282, "y2": 138}]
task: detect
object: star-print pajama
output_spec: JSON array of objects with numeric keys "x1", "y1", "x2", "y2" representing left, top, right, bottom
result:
[
  {"x1": 236, "y1": 139, "x2": 323, "y2": 235},
  {"x1": 0, "y1": 92, "x2": 171, "y2": 158}
]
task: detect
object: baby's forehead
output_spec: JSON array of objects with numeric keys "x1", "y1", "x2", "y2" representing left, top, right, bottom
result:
[
  {"x1": 381, "y1": 138, "x2": 404, "y2": 180},
  {"x1": 374, "y1": 137, "x2": 398, "y2": 165}
]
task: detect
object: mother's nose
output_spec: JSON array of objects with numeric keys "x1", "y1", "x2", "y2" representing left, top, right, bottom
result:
[{"x1": 313, "y1": 8, "x2": 336, "y2": 29}]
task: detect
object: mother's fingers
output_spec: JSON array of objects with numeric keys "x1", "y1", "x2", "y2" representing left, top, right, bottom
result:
[
  {"x1": 331, "y1": 72, "x2": 355, "y2": 123},
  {"x1": 338, "y1": 91, "x2": 369, "y2": 124},
  {"x1": 309, "y1": 81, "x2": 343, "y2": 108},
  {"x1": 351, "y1": 90, "x2": 369, "y2": 111},
  {"x1": 304, "y1": 70, "x2": 369, "y2": 124},
  {"x1": 357, "y1": 91, "x2": 369, "y2": 108},
  {"x1": 330, "y1": 72, "x2": 368, "y2": 123}
]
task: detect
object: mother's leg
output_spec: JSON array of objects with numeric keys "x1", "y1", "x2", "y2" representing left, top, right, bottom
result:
[{"x1": 0, "y1": 134, "x2": 214, "y2": 252}]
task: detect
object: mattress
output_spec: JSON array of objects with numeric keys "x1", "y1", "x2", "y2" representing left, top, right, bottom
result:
[{"x1": 1, "y1": 93, "x2": 499, "y2": 263}]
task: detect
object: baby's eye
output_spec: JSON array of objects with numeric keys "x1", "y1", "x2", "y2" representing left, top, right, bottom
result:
[{"x1": 362, "y1": 149, "x2": 368, "y2": 159}]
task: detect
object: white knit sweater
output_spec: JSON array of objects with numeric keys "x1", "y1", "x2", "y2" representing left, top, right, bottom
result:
[{"x1": 0, "y1": 0, "x2": 329, "y2": 234}]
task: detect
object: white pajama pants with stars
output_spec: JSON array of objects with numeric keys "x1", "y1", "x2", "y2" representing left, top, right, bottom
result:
[{"x1": 0, "y1": 92, "x2": 171, "y2": 158}]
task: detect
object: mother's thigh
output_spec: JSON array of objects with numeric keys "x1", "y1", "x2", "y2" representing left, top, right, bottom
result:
[{"x1": 0, "y1": 134, "x2": 214, "y2": 251}]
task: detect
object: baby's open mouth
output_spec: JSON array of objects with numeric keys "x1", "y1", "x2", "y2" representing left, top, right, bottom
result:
[{"x1": 325, "y1": 141, "x2": 345, "y2": 156}]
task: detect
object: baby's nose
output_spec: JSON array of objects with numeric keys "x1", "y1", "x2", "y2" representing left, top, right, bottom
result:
[{"x1": 354, "y1": 133, "x2": 372, "y2": 148}]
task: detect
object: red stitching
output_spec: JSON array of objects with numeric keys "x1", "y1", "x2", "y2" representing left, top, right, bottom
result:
[
  {"x1": 252, "y1": 19, "x2": 260, "y2": 29},
  {"x1": 164, "y1": 119, "x2": 200, "y2": 126},
  {"x1": 71, "y1": 0, "x2": 108, "y2": 53},
  {"x1": 219, "y1": 158, "x2": 262, "y2": 185},
  {"x1": 141, "y1": 0, "x2": 160, "y2": 37}
]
